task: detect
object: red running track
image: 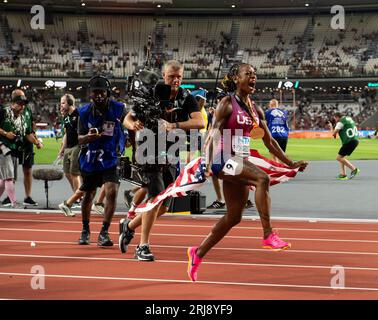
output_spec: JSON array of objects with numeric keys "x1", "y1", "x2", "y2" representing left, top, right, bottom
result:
[{"x1": 0, "y1": 211, "x2": 378, "y2": 300}]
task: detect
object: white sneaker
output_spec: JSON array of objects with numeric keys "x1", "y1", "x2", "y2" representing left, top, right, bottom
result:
[
  {"x1": 92, "y1": 203, "x2": 104, "y2": 216},
  {"x1": 59, "y1": 201, "x2": 75, "y2": 217},
  {"x1": 10, "y1": 202, "x2": 23, "y2": 209},
  {"x1": 71, "y1": 201, "x2": 81, "y2": 209}
]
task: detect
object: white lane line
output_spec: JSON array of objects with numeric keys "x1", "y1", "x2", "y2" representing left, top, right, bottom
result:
[
  {"x1": 1, "y1": 252, "x2": 378, "y2": 272},
  {"x1": 1, "y1": 227, "x2": 378, "y2": 243},
  {"x1": 1, "y1": 218, "x2": 378, "y2": 234},
  {"x1": 1, "y1": 210, "x2": 378, "y2": 224},
  {"x1": 0, "y1": 271, "x2": 377, "y2": 292},
  {"x1": 1, "y1": 239, "x2": 378, "y2": 256}
]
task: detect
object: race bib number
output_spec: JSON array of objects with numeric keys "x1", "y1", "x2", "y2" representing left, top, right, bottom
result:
[
  {"x1": 222, "y1": 158, "x2": 239, "y2": 176},
  {"x1": 232, "y1": 136, "x2": 250, "y2": 156},
  {"x1": 85, "y1": 149, "x2": 104, "y2": 164},
  {"x1": 102, "y1": 121, "x2": 115, "y2": 136},
  {"x1": 271, "y1": 126, "x2": 286, "y2": 134}
]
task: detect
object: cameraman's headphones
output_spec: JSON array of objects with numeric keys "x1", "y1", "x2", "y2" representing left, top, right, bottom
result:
[{"x1": 88, "y1": 75, "x2": 112, "y2": 98}]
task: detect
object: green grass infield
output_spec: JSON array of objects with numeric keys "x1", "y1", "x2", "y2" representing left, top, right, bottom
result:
[{"x1": 34, "y1": 137, "x2": 378, "y2": 165}]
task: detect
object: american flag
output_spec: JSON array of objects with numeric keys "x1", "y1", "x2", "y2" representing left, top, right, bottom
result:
[
  {"x1": 248, "y1": 149, "x2": 300, "y2": 187},
  {"x1": 134, "y1": 157, "x2": 207, "y2": 213},
  {"x1": 135, "y1": 149, "x2": 301, "y2": 213}
]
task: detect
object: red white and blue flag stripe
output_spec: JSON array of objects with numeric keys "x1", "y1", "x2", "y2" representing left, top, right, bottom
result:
[{"x1": 135, "y1": 149, "x2": 300, "y2": 213}]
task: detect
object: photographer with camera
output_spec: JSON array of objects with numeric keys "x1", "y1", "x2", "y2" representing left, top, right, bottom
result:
[
  {"x1": 0, "y1": 90, "x2": 42, "y2": 208},
  {"x1": 77, "y1": 75, "x2": 127, "y2": 246},
  {"x1": 119, "y1": 60, "x2": 205, "y2": 261}
]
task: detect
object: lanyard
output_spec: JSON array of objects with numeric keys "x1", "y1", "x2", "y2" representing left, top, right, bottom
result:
[{"x1": 234, "y1": 94, "x2": 258, "y2": 125}]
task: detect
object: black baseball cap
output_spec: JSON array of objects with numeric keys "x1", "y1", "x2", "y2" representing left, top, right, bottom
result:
[{"x1": 12, "y1": 95, "x2": 29, "y2": 105}]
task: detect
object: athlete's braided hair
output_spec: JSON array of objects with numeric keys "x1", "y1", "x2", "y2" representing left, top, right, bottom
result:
[{"x1": 221, "y1": 62, "x2": 251, "y2": 93}]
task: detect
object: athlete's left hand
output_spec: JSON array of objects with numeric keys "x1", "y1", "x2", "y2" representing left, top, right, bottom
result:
[
  {"x1": 204, "y1": 164, "x2": 213, "y2": 178},
  {"x1": 291, "y1": 160, "x2": 309, "y2": 172}
]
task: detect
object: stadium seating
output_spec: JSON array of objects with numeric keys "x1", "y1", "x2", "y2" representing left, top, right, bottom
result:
[{"x1": 1, "y1": 13, "x2": 378, "y2": 78}]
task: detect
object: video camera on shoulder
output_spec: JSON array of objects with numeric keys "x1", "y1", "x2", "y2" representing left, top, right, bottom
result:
[{"x1": 126, "y1": 68, "x2": 171, "y2": 131}]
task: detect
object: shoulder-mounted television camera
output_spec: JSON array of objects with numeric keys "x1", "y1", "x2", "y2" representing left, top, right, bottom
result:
[{"x1": 126, "y1": 68, "x2": 171, "y2": 132}]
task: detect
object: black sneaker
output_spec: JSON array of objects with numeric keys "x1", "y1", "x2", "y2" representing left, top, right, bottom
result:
[
  {"x1": 350, "y1": 168, "x2": 360, "y2": 179},
  {"x1": 78, "y1": 230, "x2": 90, "y2": 245},
  {"x1": 2, "y1": 197, "x2": 11, "y2": 207},
  {"x1": 207, "y1": 200, "x2": 225, "y2": 209},
  {"x1": 23, "y1": 197, "x2": 38, "y2": 206},
  {"x1": 118, "y1": 218, "x2": 135, "y2": 253},
  {"x1": 135, "y1": 244, "x2": 155, "y2": 261},
  {"x1": 97, "y1": 231, "x2": 114, "y2": 247},
  {"x1": 245, "y1": 200, "x2": 254, "y2": 209}
]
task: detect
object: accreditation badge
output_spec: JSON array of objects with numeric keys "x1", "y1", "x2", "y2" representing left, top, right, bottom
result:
[
  {"x1": 232, "y1": 136, "x2": 250, "y2": 157},
  {"x1": 102, "y1": 121, "x2": 115, "y2": 136}
]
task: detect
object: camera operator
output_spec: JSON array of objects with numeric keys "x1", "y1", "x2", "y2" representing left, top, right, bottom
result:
[
  {"x1": 77, "y1": 75, "x2": 127, "y2": 246},
  {"x1": 119, "y1": 60, "x2": 205, "y2": 261},
  {"x1": 0, "y1": 90, "x2": 42, "y2": 208},
  {"x1": 14, "y1": 89, "x2": 42, "y2": 207}
]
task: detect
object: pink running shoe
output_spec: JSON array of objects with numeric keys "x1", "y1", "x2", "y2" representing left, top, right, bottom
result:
[
  {"x1": 187, "y1": 247, "x2": 203, "y2": 282},
  {"x1": 262, "y1": 231, "x2": 291, "y2": 251},
  {"x1": 127, "y1": 210, "x2": 136, "y2": 219}
]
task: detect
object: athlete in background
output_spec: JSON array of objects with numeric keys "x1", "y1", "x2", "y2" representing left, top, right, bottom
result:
[
  {"x1": 328, "y1": 112, "x2": 360, "y2": 180},
  {"x1": 265, "y1": 99, "x2": 289, "y2": 163}
]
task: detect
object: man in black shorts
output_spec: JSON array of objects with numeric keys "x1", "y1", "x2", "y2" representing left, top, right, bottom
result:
[
  {"x1": 77, "y1": 75, "x2": 127, "y2": 246},
  {"x1": 58, "y1": 94, "x2": 83, "y2": 217},
  {"x1": 119, "y1": 60, "x2": 205, "y2": 261},
  {"x1": 329, "y1": 112, "x2": 360, "y2": 180}
]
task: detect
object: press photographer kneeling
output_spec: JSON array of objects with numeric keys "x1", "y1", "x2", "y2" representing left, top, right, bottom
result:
[
  {"x1": 119, "y1": 60, "x2": 205, "y2": 261},
  {"x1": 0, "y1": 92, "x2": 42, "y2": 207}
]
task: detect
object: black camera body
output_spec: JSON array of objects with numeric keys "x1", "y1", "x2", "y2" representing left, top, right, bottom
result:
[
  {"x1": 125, "y1": 68, "x2": 173, "y2": 173},
  {"x1": 127, "y1": 68, "x2": 171, "y2": 132},
  {"x1": 14, "y1": 133, "x2": 24, "y2": 152}
]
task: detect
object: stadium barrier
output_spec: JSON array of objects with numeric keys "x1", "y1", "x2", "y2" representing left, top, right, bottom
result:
[
  {"x1": 289, "y1": 131, "x2": 333, "y2": 139},
  {"x1": 288, "y1": 130, "x2": 376, "y2": 139},
  {"x1": 358, "y1": 130, "x2": 377, "y2": 138},
  {"x1": 36, "y1": 130, "x2": 56, "y2": 138}
]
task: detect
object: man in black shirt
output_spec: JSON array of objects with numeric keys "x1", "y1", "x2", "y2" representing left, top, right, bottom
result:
[
  {"x1": 120, "y1": 60, "x2": 205, "y2": 261},
  {"x1": 58, "y1": 94, "x2": 82, "y2": 217}
]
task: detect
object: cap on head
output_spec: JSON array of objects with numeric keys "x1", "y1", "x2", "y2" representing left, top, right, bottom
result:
[
  {"x1": 190, "y1": 88, "x2": 207, "y2": 101},
  {"x1": 88, "y1": 76, "x2": 111, "y2": 91},
  {"x1": 11, "y1": 93, "x2": 29, "y2": 105},
  {"x1": 88, "y1": 76, "x2": 111, "y2": 104}
]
